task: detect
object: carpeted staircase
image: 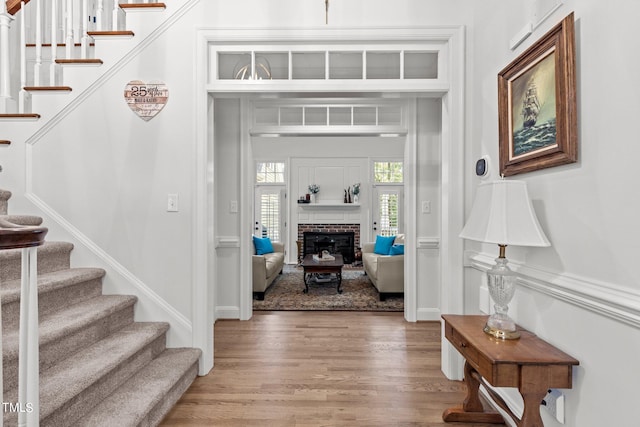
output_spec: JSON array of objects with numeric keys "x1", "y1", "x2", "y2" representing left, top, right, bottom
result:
[{"x1": 0, "y1": 189, "x2": 201, "y2": 426}]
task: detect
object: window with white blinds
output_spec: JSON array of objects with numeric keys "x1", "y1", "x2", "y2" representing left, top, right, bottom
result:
[
  {"x1": 258, "y1": 192, "x2": 281, "y2": 241},
  {"x1": 378, "y1": 193, "x2": 399, "y2": 236}
]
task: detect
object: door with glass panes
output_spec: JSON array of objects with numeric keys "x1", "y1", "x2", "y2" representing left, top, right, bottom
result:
[
  {"x1": 254, "y1": 162, "x2": 286, "y2": 246},
  {"x1": 372, "y1": 161, "x2": 403, "y2": 238}
]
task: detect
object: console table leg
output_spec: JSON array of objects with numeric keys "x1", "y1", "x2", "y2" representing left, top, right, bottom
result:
[
  {"x1": 442, "y1": 361, "x2": 505, "y2": 424},
  {"x1": 519, "y1": 366, "x2": 550, "y2": 427}
]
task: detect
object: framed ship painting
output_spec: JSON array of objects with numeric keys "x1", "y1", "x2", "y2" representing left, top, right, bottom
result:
[{"x1": 498, "y1": 12, "x2": 577, "y2": 176}]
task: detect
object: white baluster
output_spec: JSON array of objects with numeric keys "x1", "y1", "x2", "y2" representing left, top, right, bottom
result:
[
  {"x1": 96, "y1": 0, "x2": 103, "y2": 31},
  {"x1": 0, "y1": 1, "x2": 15, "y2": 113},
  {"x1": 33, "y1": 0, "x2": 42, "y2": 86},
  {"x1": 73, "y1": 0, "x2": 81, "y2": 45},
  {"x1": 50, "y1": 0, "x2": 58, "y2": 85},
  {"x1": 112, "y1": 0, "x2": 119, "y2": 31},
  {"x1": 18, "y1": 247, "x2": 40, "y2": 427},
  {"x1": 18, "y1": 1, "x2": 29, "y2": 113},
  {"x1": 80, "y1": 0, "x2": 88, "y2": 58},
  {"x1": 65, "y1": 0, "x2": 73, "y2": 58}
]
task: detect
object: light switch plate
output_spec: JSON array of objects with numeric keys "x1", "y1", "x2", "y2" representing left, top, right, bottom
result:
[{"x1": 167, "y1": 194, "x2": 179, "y2": 212}]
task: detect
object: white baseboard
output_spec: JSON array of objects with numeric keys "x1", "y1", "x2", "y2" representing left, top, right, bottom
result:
[
  {"x1": 216, "y1": 306, "x2": 240, "y2": 319},
  {"x1": 417, "y1": 307, "x2": 441, "y2": 321}
]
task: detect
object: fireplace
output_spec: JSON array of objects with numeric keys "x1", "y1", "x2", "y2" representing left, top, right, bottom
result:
[{"x1": 302, "y1": 231, "x2": 356, "y2": 264}]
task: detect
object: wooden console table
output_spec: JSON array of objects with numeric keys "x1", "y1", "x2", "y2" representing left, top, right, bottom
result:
[{"x1": 442, "y1": 315, "x2": 579, "y2": 427}]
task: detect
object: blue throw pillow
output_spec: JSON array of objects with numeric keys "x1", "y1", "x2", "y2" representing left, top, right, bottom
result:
[
  {"x1": 253, "y1": 236, "x2": 274, "y2": 255},
  {"x1": 389, "y1": 244, "x2": 404, "y2": 255},
  {"x1": 373, "y1": 235, "x2": 396, "y2": 255}
]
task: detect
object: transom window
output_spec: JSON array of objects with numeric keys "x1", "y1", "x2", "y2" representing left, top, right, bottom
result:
[
  {"x1": 374, "y1": 161, "x2": 403, "y2": 184},
  {"x1": 256, "y1": 162, "x2": 285, "y2": 183}
]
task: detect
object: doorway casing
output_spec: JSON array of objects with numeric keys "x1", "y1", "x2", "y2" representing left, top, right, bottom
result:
[{"x1": 195, "y1": 27, "x2": 466, "y2": 380}]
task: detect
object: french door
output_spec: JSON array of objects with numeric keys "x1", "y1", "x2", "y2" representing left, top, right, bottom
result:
[
  {"x1": 372, "y1": 186, "x2": 404, "y2": 237},
  {"x1": 254, "y1": 186, "x2": 286, "y2": 243}
]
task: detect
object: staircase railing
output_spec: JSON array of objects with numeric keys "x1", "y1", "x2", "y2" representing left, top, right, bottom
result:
[
  {"x1": 0, "y1": 218, "x2": 47, "y2": 426},
  {"x1": 1, "y1": 0, "x2": 156, "y2": 114}
]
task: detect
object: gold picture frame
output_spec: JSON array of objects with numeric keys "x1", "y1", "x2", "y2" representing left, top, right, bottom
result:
[{"x1": 498, "y1": 13, "x2": 577, "y2": 176}]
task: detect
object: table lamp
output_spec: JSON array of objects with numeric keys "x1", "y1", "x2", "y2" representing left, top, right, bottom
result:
[{"x1": 459, "y1": 179, "x2": 550, "y2": 339}]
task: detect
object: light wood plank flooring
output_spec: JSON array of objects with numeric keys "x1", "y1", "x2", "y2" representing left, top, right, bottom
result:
[{"x1": 161, "y1": 311, "x2": 504, "y2": 427}]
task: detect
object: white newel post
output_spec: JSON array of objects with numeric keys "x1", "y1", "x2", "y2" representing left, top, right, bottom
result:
[
  {"x1": 18, "y1": 247, "x2": 40, "y2": 427},
  {"x1": 0, "y1": 2, "x2": 15, "y2": 113}
]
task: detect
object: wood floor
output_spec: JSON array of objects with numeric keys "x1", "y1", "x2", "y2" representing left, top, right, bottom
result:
[{"x1": 160, "y1": 311, "x2": 505, "y2": 427}]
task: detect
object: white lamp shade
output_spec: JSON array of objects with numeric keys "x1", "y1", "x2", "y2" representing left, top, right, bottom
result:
[{"x1": 459, "y1": 180, "x2": 550, "y2": 247}]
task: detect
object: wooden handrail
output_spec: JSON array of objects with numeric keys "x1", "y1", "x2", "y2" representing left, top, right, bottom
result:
[
  {"x1": 0, "y1": 217, "x2": 47, "y2": 249},
  {"x1": 6, "y1": 0, "x2": 31, "y2": 16}
]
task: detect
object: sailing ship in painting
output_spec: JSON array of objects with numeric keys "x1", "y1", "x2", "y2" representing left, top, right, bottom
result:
[
  {"x1": 522, "y1": 80, "x2": 541, "y2": 128},
  {"x1": 512, "y1": 77, "x2": 556, "y2": 157}
]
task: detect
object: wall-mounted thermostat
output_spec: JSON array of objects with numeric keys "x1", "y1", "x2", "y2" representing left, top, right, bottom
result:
[{"x1": 475, "y1": 155, "x2": 490, "y2": 178}]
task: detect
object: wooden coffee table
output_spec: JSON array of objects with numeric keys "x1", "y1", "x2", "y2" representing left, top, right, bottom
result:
[{"x1": 301, "y1": 254, "x2": 344, "y2": 294}]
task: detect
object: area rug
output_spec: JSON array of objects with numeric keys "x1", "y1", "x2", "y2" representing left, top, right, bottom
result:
[{"x1": 253, "y1": 268, "x2": 404, "y2": 312}]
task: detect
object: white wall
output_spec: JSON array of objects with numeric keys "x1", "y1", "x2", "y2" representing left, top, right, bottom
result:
[
  {"x1": 465, "y1": 1, "x2": 640, "y2": 426},
  {"x1": 416, "y1": 99, "x2": 442, "y2": 316},
  {"x1": 214, "y1": 98, "x2": 242, "y2": 316}
]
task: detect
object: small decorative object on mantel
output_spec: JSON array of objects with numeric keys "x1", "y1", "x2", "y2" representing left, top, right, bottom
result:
[
  {"x1": 352, "y1": 183, "x2": 360, "y2": 203},
  {"x1": 124, "y1": 80, "x2": 169, "y2": 121},
  {"x1": 344, "y1": 187, "x2": 353, "y2": 203},
  {"x1": 308, "y1": 184, "x2": 319, "y2": 203}
]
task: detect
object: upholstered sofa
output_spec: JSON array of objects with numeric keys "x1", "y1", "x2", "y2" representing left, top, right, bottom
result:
[
  {"x1": 362, "y1": 235, "x2": 404, "y2": 301},
  {"x1": 252, "y1": 241, "x2": 285, "y2": 300}
]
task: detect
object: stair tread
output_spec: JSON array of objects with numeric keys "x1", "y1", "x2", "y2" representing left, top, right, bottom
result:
[
  {"x1": 5, "y1": 321, "x2": 170, "y2": 419},
  {"x1": 0, "y1": 240, "x2": 73, "y2": 259},
  {"x1": 0, "y1": 113, "x2": 40, "y2": 119},
  {"x1": 1, "y1": 267, "x2": 105, "y2": 302},
  {"x1": 87, "y1": 30, "x2": 135, "y2": 36},
  {"x1": 78, "y1": 348, "x2": 201, "y2": 426},
  {"x1": 0, "y1": 214, "x2": 43, "y2": 226},
  {"x1": 55, "y1": 59, "x2": 103, "y2": 65},
  {"x1": 24, "y1": 86, "x2": 72, "y2": 92},
  {"x1": 120, "y1": 2, "x2": 167, "y2": 9},
  {"x1": 3, "y1": 294, "x2": 136, "y2": 358}
]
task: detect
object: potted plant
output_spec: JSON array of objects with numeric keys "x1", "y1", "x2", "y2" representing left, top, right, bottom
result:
[
  {"x1": 352, "y1": 183, "x2": 360, "y2": 203},
  {"x1": 308, "y1": 184, "x2": 320, "y2": 203}
]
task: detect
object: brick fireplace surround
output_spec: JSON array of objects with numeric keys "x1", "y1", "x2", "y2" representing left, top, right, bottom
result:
[{"x1": 297, "y1": 224, "x2": 361, "y2": 263}]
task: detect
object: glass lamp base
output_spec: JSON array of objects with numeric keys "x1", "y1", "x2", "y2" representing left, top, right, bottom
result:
[{"x1": 485, "y1": 253, "x2": 520, "y2": 340}]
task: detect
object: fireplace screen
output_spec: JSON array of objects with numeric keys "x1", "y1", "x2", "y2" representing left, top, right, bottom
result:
[{"x1": 302, "y1": 232, "x2": 355, "y2": 264}]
